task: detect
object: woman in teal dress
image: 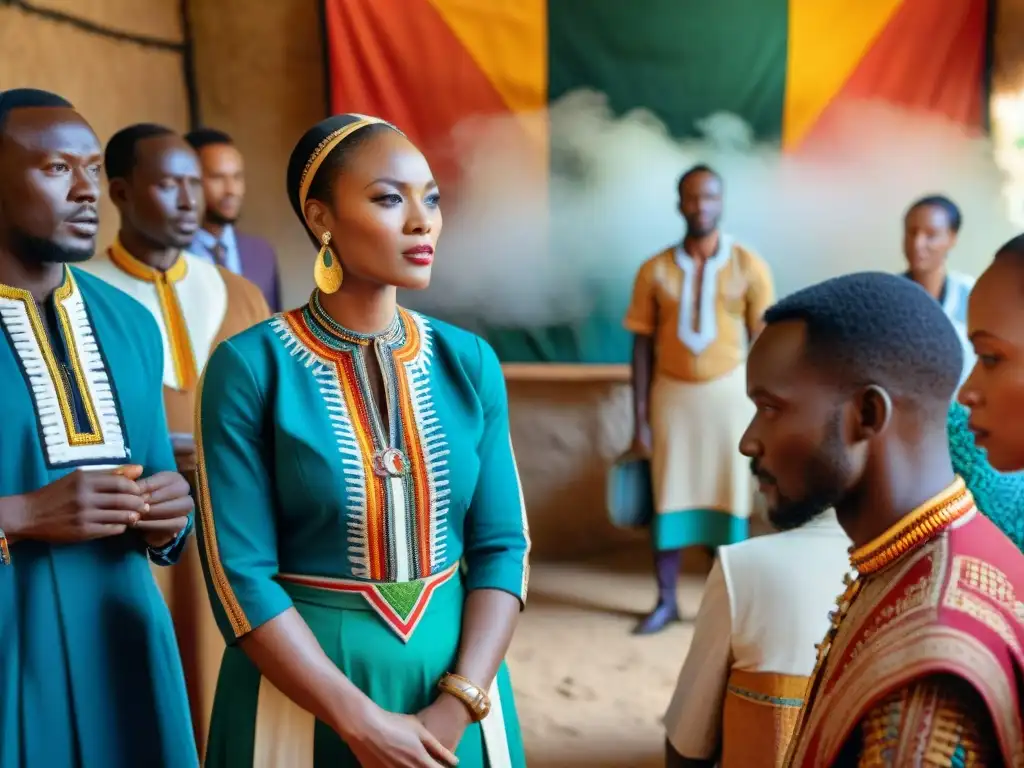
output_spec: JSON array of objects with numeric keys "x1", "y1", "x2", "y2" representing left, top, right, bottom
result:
[
  {"x1": 947, "y1": 401, "x2": 1024, "y2": 550},
  {"x1": 195, "y1": 114, "x2": 530, "y2": 767}
]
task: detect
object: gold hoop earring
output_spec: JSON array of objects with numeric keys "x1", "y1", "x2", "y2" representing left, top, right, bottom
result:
[{"x1": 314, "y1": 231, "x2": 343, "y2": 294}]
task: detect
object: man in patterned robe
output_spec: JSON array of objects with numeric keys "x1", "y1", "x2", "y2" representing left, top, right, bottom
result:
[{"x1": 741, "y1": 272, "x2": 1023, "y2": 767}]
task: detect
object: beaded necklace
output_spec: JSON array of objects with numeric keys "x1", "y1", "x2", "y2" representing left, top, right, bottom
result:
[{"x1": 304, "y1": 289, "x2": 409, "y2": 477}]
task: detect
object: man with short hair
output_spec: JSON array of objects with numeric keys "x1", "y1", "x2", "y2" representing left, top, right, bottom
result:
[
  {"x1": 624, "y1": 164, "x2": 774, "y2": 634},
  {"x1": 81, "y1": 123, "x2": 270, "y2": 753},
  {"x1": 0, "y1": 88, "x2": 197, "y2": 766},
  {"x1": 740, "y1": 271, "x2": 1023, "y2": 766},
  {"x1": 663, "y1": 398, "x2": 1024, "y2": 768},
  {"x1": 184, "y1": 127, "x2": 281, "y2": 310}
]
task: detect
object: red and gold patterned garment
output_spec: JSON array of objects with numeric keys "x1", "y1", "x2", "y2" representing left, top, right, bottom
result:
[{"x1": 784, "y1": 477, "x2": 1024, "y2": 768}]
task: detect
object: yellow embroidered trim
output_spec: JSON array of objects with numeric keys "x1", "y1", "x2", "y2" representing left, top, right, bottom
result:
[
  {"x1": 943, "y1": 556, "x2": 1024, "y2": 657},
  {"x1": 193, "y1": 364, "x2": 250, "y2": 637},
  {"x1": 107, "y1": 241, "x2": 197, "y2": 390},
  {"x1": 0, "y1": 269, "x2": 102, "y2": 445},
  {"x1": 850, "y1": 477, "x2": 972, "y2": 575},
  {"x1": 507, "y1": 433, "x2": 531, "y2": 603},
  {"x1": 297, "y1": 115, "x2": 397, "y2": 225}
]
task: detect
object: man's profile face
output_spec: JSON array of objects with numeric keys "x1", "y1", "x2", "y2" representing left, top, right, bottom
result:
[
  {"x1": 740, "y1": 321, "x2": 854, "y2": 530},
  {"x1": 0, "y1": 107, "x2": 102, "y2": 264},
  {"x1": 197, "y1": 143, "x2": 245, "y2": 226},
  {"x1": 117, "y1": 135, "x2": 203, "y2": 250}
]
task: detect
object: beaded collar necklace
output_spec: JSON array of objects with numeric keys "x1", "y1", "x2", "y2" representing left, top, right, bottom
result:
[{"x1": 304, "y1": 289, "x2": 403, "y2": 349}]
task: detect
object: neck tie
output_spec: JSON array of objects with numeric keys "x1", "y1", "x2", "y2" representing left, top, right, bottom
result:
[{"x1": 212, "y1": 241, "x2": 228, "y2": 267}]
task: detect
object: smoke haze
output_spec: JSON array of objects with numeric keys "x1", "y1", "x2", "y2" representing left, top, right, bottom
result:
[{"x1": 403, "y1": 89, "x2": 1017, "y2": 327}]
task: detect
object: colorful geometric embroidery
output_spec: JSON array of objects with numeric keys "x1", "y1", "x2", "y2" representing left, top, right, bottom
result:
[
  {"x1": 271, "y1": 300, "x2": 449, "y2": 590},
  {"x1": 859, "y1": 677, "x2": 993, "y2": 767},
  {"x1": 0, "y1": 269, "x2": 129, "y2": 469},
  {"x1": 944, "y1": 556, "x2": 1024, "y2": 657},
  {"x1": 790, "y1": 531, "x2": 1024, "y2": 768},
  {"x1": 726, "y1": 685, "x2": 804, "y2": 708},
  {"x1": 278, "y1": 563, "x2": 458, "y2": 642}
]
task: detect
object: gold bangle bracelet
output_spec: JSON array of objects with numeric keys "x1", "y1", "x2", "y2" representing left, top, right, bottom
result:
[{"x1": 437, "y1": 673, "x2": 491, "y2": 722}]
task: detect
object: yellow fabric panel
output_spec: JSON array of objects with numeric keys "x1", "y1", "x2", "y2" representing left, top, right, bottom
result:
[
  {"x1": 722, "y1": 670, "x2": 809, "y2": 768},
  {"x1": 425, "y1": 0, "x2": 547, "y2": 115},
  {"x1": 426, "y1": 0, "x2": 548, "y2": 224},
  {"x1": 783, "y1": 0, "x2": 903, "y2": 149}
]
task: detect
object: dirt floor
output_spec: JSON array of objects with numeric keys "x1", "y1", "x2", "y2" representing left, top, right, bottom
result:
[{"x1": 507, "y1": 545, "x2": 711, "y2": 768}]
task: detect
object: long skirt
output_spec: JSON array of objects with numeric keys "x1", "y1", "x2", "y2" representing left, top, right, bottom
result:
[
  {"x1": 203, "y1": 570, "x2": 526, "y2": 767},
  {"x1": 649, "y1": 365, "x2": 756, "y2": 551}
]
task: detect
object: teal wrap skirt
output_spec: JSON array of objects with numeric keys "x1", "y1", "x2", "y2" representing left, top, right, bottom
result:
[{"x1": 203, "y1": 571, "x2": 526, "y2": 767}]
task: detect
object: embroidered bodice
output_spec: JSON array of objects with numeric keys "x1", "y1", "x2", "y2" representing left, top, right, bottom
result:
[{"x1": 194, "y1": 297, "x2": 530, "y2": 644}]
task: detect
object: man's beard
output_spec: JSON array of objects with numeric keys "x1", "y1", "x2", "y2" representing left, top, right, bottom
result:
[
  {"x1": 685, "y1": 218, "x2": 719, "y2": 239},
  {"x1": 756, "y1": 412, "x2": 851, "y2": 532},
  {"x1": 10, "y1": 227, "x2": 94, "y2": 264},
  {"x1": 205, "y1": 207, "x2": 238, "y2": 227}
]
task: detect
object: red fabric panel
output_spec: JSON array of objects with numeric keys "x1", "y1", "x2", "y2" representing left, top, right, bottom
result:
[
  {"x1": 323, "y1": 0, "x2": 510, "y2": 186},
  {"x1": 841, "y1": 0, "x2": 988, "y2": 129}
]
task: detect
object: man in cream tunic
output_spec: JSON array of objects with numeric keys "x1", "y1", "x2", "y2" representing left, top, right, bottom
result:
[
  {"x1": 625, "y1": 164, "x2": 774, "y2": 634},
  {"x1": 82, "y1": 123, "x2": 270, "y2": 755},
  {"x1": 663, "y1": 512, "x2": 851, "y2": 767}
]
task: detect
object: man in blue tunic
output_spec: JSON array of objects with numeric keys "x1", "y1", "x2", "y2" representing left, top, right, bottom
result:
[{"x1": 0, "y1": 89, "x2": 198, "y2": 766}]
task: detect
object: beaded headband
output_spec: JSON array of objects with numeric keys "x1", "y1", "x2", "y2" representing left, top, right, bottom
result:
[{"x1": 297, "y1": 114, "x2": 402, "y2": 229}]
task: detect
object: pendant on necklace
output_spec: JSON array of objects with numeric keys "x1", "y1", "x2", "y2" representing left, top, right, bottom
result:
[{"x1": 373, "y1": 447, "x2": 408, "y2": 478}]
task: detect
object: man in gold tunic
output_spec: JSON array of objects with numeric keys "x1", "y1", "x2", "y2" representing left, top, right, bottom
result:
[
  {"x1": 80, "y1": 123, "x2": 271, "y2": 754},
  {"x1": 740, "y1": 272, "x2": 1024, "y2": 767},
  {"x1": 624, "y1": 164, "x2": 774, "y2": 634}
]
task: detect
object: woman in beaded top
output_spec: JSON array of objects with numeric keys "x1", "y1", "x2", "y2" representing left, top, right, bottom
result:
[{"x1": 194, "y1": 114, "x2": 530, "y2": 768}]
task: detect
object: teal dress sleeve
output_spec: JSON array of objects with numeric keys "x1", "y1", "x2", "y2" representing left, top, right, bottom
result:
[
  {"x1": 948, "y1": 402, "x2": 1024, "y2": 550},
  {"x1": 463, "y1": 338, "x2": 531, "y2": 605},
  {"x1": 136, "y1": 307, "x2": 192, "y2": 566},
  {"x1": 194, "y1": 340, "x2": 293, "y2": 644}
]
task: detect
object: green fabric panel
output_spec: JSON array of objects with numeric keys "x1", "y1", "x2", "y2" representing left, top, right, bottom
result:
[
  {"x1": 547, "y1": 0, "x2": 789, "y2": 140},
  {"x1": 481, "y1": 317, "x2": 632, "y2": 363},
  {"x1": 473, "y1": 0, "x2": 790, "y2": 363}
]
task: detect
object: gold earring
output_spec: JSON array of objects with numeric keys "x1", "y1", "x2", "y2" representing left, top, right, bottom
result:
[{"x1": 314, "y1": 231, "x2": 343, "y2": 294}]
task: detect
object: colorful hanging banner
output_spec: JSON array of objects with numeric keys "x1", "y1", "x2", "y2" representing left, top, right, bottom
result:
[{"x1": 323, "y1": 0, "x2": 992, "y2": 363}]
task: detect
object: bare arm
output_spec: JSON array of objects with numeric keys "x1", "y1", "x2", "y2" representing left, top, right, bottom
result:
[
  {"x1": 744, "y1": 250, "x2": 774, "y2": 343},
  {"x1": 631, "y1": 334, "x2": 655, "y2": 446},
  {"x1": 427, "y1": 589, "x2": 521, "y2": 733},
  {"x1": 451, "y1": 589, "x2": 519, "y2": 690},
  {"x1": 237, "y1": 609, "x2": 370, "y2": 738},
  {"x1": 623, "y1": 259, "x2": 658, "y2": 449},
  {"x1": 663, "y1": 559, "x2": 731, "y2": 766}
]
